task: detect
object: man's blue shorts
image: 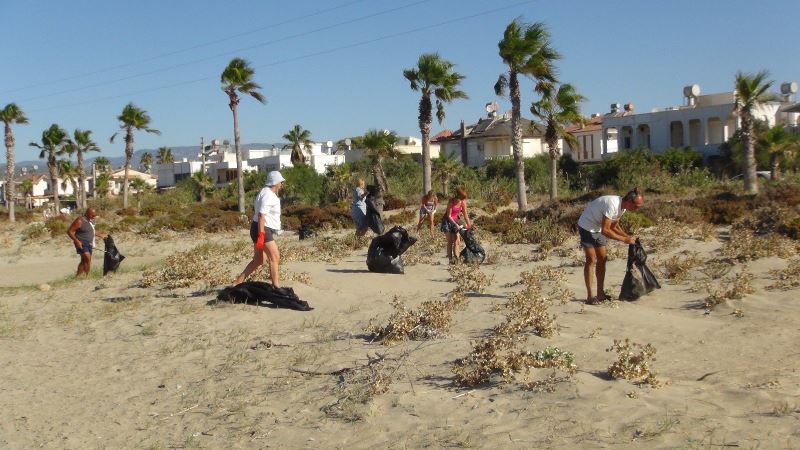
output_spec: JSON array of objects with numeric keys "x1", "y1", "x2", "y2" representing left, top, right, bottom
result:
[{"x1": 76, "y1": 240, "x2": 93, "y2": 255}]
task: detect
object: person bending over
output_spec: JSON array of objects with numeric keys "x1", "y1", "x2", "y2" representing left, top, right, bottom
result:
[
  {"x1": 67, "y1": 207, "x2": 105, "y2": 277},
  {"x1": 234, "y1": 171, "x2": 285, "y2": 287},
  {"x1": 577, "y1": 187, "x2": 644, "y2": 305},
  {"x1": 416, "y1": 190, "x2": 439, "y2": 234},
  {"x1": 440, "y1": 187, "x2": 471, "y2": 263}
]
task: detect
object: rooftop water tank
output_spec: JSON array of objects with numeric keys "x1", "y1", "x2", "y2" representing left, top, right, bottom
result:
[
  {"x1": 683, "y1": 84, "x2": 701, "y2": 98},
  {"x1": 781, "y1": 82, "x2": 798, "y2": 95}
]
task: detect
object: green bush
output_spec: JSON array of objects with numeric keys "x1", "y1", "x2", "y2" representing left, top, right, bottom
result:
[
  {"x1": 620, "y1": 212, "x2": 655, "y2": 233},
  {"x1": 45, "y1": 216, "x2": 71, "y2": 237},
  {"x1": 23, "y1": 222, "x2": 48, "y2": 240},
  {"x1": 281, "y1": 166, "x2": 325, "y2": 205}
]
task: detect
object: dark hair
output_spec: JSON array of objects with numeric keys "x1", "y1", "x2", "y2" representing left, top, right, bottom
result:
[{"x1": 623, "y1": 187, "x2": 642, "y2": 202}]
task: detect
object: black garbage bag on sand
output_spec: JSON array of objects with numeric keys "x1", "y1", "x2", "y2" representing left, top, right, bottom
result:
[
  {"x1": 619, "y1": 239, "x2": 661, "y2": 301},
  {"x1": 366, "y1": 226, "x2": 418, "y2": 274},
  {"x1": 102, "y1": 235, "x2": 126, "y2": 276},
  {"x1": 365, "y1": 195, "x2": 385, "y2": 235},
  {"x1": 217, "y1": 281, "x2": 312, "y2": 311},
  {"x1": 459, "y1": 228, "x2": 486, "y2": 264}
]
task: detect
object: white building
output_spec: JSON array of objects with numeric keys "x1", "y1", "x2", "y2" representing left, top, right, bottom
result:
[
  {"x1": 248, "y1": 142, "x2": 345, "y2": 175},
  {"x1": 86, "y1": 168, "x2": 157, "y2": 196},
  {"x1": 564, "y1": 107, "x2": 630, "y2": 163},
  {"x1": 600, "y1": 84, "x2": 788, "y2": 158},
  {"x1": 436, "y1": 113, "x2": 553, "y2": 167},
  {"x1": 342, "y1": 135, "x2": 433, "y2": 164}
]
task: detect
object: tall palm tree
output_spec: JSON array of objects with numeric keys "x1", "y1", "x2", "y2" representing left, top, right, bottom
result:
[
  {"x1": 64, "y1": 129, "x2": 100, "y2": 209},
  {"x1": 221, "y1": 57, "x2": 266, "y2": 213},
  {"x1": 57, "y1": 159, "x2": 80, "y2": 198},
  {"x1": 530, "y1": 83, "x2": 586, "y2": 200},
  {"x1": 130, "y1": 177, "x2": 152, "y2": 208},
  {"x1": 140, "y1": 151, "x2": 153, "y2": 173},
  {"x1": 111, "y1": 103, "x2": 160, "y2": 208},
  {"x1": 433, "y1": 152, "x2": 461, "y2": 197},
  {"x1": 283, "y1": 124, "x2": 312, "y2": 166},
  {"x1": 362, "y1": 129, "x2": 399, "y2": 195},
  {"x1": 29, "y1": 124, "x2": 68, "y2": 211},
  {"x1": 761, "y1": 124, "x2": 799, "y2": 181},
  {"x1": 403, "y1": 53, "x2": 468, "y2": 195},
  {"x1": 156, "y1": 146, "x2": 174, "y2": 164},
  {"x1": 2, "y1": 103, "x2": 28, "y2": 222},
  {"x1": 734, "y1": 70, "x2": 777, "y2": 194},
  {"x1": 495, "y1": 19, "x2": 560, "y2": 211}
]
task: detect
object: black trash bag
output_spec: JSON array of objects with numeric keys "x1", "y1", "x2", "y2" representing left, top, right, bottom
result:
[
  {"x1": 102, "y1": 235, "x2": 126, "y2": 276},
  {"x1": 619, "y1": 239, "x2": 661, "y2": 301},
  {"x1": 366, "y1": 226, "x2": 417, "y2": 274},
  {"x1": 365, "y1": 195, "x2": 385, "y2": 235},
  {"x1": 298, "y1": 224, "x2": 315, "y2": 240},
  {"x1": 217, "y1": 281, "x2": 312, "y2": 311},
  {"x1": 459, "y1": 228, "x2": 486, "y2": 264}
]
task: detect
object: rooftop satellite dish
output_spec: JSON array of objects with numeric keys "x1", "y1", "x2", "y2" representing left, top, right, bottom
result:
[
  {"x1": 485, "y1": 101, "x2": 499, "y2": 114},
  {"x1": 326, "y1": 140, "x2": 333, "y2": 148},
  {"x1": 344, "y1": 138, "x2": 352, "y2": 146},
  {"x1": 781, "y1": 82, "x2": 798, "y2": 95}
]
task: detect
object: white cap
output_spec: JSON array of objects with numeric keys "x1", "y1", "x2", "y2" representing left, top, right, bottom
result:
[{"x1": 266, "y1": 170, "x2": 285, "y2": 186}]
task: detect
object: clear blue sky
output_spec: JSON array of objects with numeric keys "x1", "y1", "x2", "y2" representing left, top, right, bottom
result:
[{"x1": 3, "y1": 0, "x2": 798, "y2": 161}]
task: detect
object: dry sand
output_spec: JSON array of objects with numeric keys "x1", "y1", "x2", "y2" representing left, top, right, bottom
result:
[{"x1": 1, "y1": 219, "x2": 799, "y2": 449}]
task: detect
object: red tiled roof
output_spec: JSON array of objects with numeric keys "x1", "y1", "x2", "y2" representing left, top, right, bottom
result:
[{"x1": 431, "y1": 130, "x2": 453, "y2": 142}]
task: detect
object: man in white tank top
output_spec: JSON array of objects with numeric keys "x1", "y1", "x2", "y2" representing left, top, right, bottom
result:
[{"x1": 577, "y1": 188, "x2": 644, "y2": 304}]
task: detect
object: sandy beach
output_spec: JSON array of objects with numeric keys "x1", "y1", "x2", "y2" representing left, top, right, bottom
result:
[{"x1": 1, "y1": 216, "x2": 799, "y2": 449}]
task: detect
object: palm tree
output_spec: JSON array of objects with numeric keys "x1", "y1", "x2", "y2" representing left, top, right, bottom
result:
[
  {"x1": 64, "y1": 129, "x2": 101, "y2": 209},
  {"x1": 433, "y1": 152, "x2": 461, "y2": 197},
  {"x1": 57, "y1": 159, "x2": 80, "y2": 198},
  {"x1": 283, "y1": 124, "x2": 312, "y2": 166},
  {"x1": 94, "y1": 156, "x2": 112, "y2": 173},
  {"x1": 129, "y1": 177, "x2": 152, "y2": 209},
  {"x1": 140, "y1": 151, "x2": 153, "y2": 173},
  {"x1": 191, "y1": 171, "x2": 214, "y2": 203},
  {"x1": 361, "y1": 129, "x2": 399, "y2": 195},
  {"x1": 29, "y1": 124, "x2": 68, "y2": 211},
  {"x1": 1, "y1": 103, "x2": 28, "y2": 222},
  {"x1": 326, "y1": 164, "x2": 352, "y2": 202},
  {"x1": 20, "y1": 178, "x2": 33, "y2": 209},
  {"x1": 734, "y1": 70, "x2": 778, "y2": 194},
  {"x1": 403, "y1": 53, "x2": 468, "y2": 195},
  {"x1": 95, "y1": 172, "x2": 111, "y2": 198},
  {"x1": 530, "y1": 83, "x2": 586, "y2": 200},
  {"x1": 221, "y1": 57, "x2": 266, "y2": 213},
  {"x1": 111, "y1": 103, "x2": 160, "y2": 209},
  {"x1": 761, "y1": 124, "x2": 799, "y2": 181},
  {"x1": 156, "y1": 146, "x2": 174, "y2": 164},
  {"x1": 495, "y1": 19, "x2": 560, "y2": 211}
]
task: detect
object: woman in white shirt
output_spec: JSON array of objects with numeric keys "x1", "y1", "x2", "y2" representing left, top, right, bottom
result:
[{"x1": 234, "y1": 171, "x2": 285, "y2": 287}]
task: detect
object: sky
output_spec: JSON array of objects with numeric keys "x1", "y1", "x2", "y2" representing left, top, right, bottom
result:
[{"x1": 2, "y1": 0, "x2": 799, "y2": 162}]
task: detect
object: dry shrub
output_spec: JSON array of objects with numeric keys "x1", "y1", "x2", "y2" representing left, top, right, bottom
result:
[
  {"x1": 282, "y1": 233, "x2": 368, "y2": 264},
  {"x1": 607, "y1": 339, "x2": 659, "y2": 387},
  {"x1": 691, "y1": 192, "x2": 754, "y2": 225},
  {"x1": 722, "y1": 228, "x2": 798, "y2": 261},
  {"x1": 383, "y1": 195, "x2": 407, "y2": 211},
  {"x1": 283, "y1": 204, "x2": 352, "y2": 231},
  {"x1": 703, "y1": 269, "x2": 755, "y2": 309},
  {"x1": 452, "y1": 337, "x2": 576, "y2": 386},
  {"x1": 495, "y1": 288, "x2": 558, "y2": 338},
  {"x1": 767, "y1": 258, "x2": 800, "y2": 290},
  {"x1": 699, "y1": 258, "x2": 734, "y2": 280},
  {"x1": 141, "y1": 241, "x2": 249, "y2": 288},
  {"x1": 403, "y1": 231, "x2": 446, "y2": 266},
  {"x1": 447, "y1": 261, "x2": 494, "y2": 293},
  {"x1": 386, "y1": 209, "x2": 416, "y2": 225},
  {"x1": 473, "y1": 209, "x2": 518, "y2": 234},
  {"x1": 639, "y1": 200, "x2": 704, "y2": 225},
  {"x1": 322, "y1": 357, "x2": 395, "y2": 421},
  {"x1": 366, "y1": 294, "x2": 465, "y2": 345},
  {"x1": 45, "y1": 216, "x2": 71, "y2": 237},
  {"x1": 23, "y1": 222, "x2": 48, "y2": 241},
  {"x1": 763, "y1": 182, "x2": 800, "y2": 207},
  {"x1": 659, "y1": 251, "x2": 702, "y2": 283},
  {"x1": 690, "y1": 222, "x2": 717, "y2": 241},
  {"x1": 640, "y1": 220, "x2": 687, "y2": 253},
  {"x1": 500, "y1": 218, "x2": 571, "y2": 247}
]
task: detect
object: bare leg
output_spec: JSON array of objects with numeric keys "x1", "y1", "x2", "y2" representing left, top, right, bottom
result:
[
  {"x1": 416, "y1": 214, "x2": 426, "y2": 232},
  {"x1": 264, "y1": 241, "x2": 280, "y2": 288},
  {"x1": 76, "y1": 252, "x2": 92, "y2": 277},
  {"x1": 595, "y1": 246, "x2": 608, "y2": 300},
  {"x1": 446, "y1": 233, "x2": 456, "y2": 260},
  {"x1": 428, "y1": 214, "x2": 435, "y2": 234},
  {"x1": 583, "y1": 247, "x2": 597, "y2": 301},
  {"x1": 234, "y1": 246, "x2": 265, "y2": 285}
]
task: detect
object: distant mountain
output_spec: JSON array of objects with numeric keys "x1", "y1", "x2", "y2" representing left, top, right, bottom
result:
[{"x1": 2, "y1": 142, "x2": 286, "y2": 174}]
